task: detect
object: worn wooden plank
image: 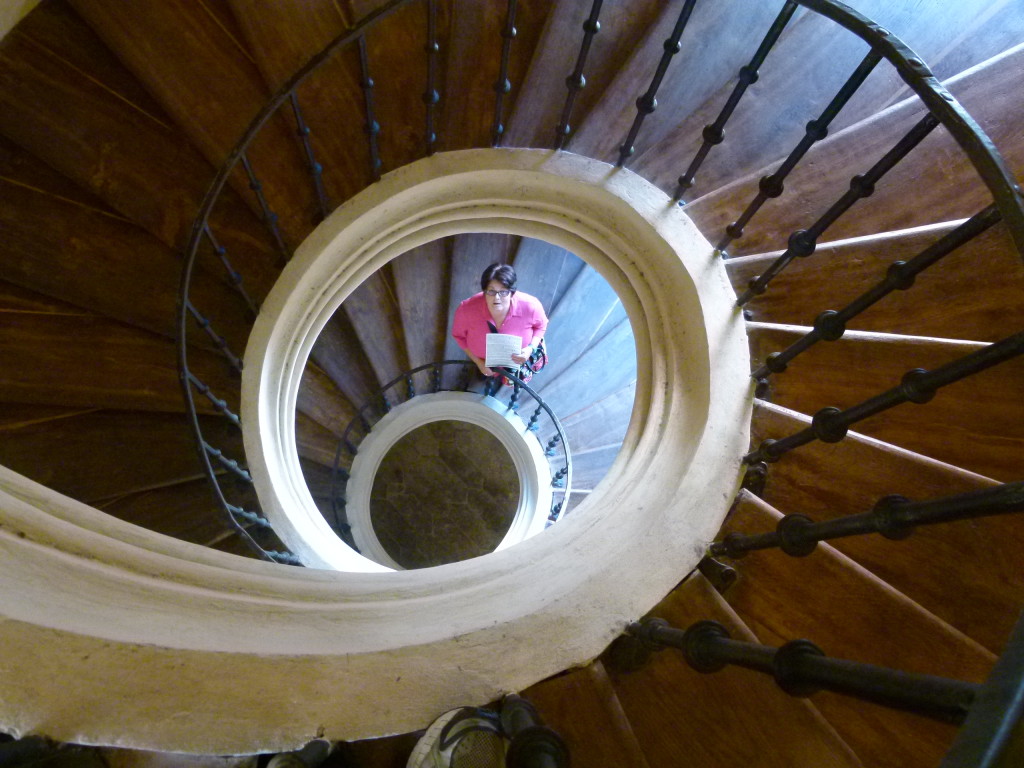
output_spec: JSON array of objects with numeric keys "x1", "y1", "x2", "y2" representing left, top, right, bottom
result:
[
  {"x1": 226, "y1": 0, "x2": 372, "y2": 212},
  {"x1": 0, "y1": 12, "x2": 281, "y2": 289},
  {"x1": 523, "y1": 662, "x2": 652, "y2": 768},
  {"x1": 0, "y1": 175, "x2": 252, "y2": 353},
  {"x1": 297, "y1": 362, "x2": 357, "y2": 437},
  {"x1": 438, "y1": 0, "x2": 548, "y2": 153},
  {"x1": 391, "y1": 238, "x2": 450, "y2": 369},
  {"x1": 557, "y1": 380, "x2": 636, "y2": 454},
  {"x1": 0, "y1": 305, "x2": 239, "y2": 414},
  {"x1": 568, "y1": 443, "x2": 621, "y2": 491},
  {"x1": 538, "y1": 318, "x2": 635, "y2": 417},
  {"x1": 295, "y1": 411, "x2": 343, "y2": 468},
  {"x1": 442, "y1": 232, "x2": 516, "y2": 360},
  {"x1": 749, "y1": 323, "x2": 1024, "y2": 482},
  {"x1": 571, "y1": 0, "x2": 782, "y2": 166},
  {"x1": 607, "y1": 573, "x2": 863, "y2": 768},
  {"x1": 684, "y1": 43, "x2": 1024, "y2": 256},
  {"x1": 342, "y1": 268, "x2": 410, "y2": 387},
  {"x1": 509, "y1": 237, "x2": 583, "y2": 319},
  {"x1": 68, "y1": 0, "x2": 318, "y2": 247},
  {"x1": 503, "y1": 0, "x2": 663, "y2": 151},
  {"x1": 95, "y1": 477, "x2": 232, "y2": 546},
  {"x1": 0, "y1": 406, "x2": 244, "y2": 504},
  {"x1": 310, "y1": 312, "x2": 380, "y2": 409},
  {"x1": 721, "y1": 492, "x2": 994, "y2": 768},
  {"x1": 635, "y1": 0, "x2": 1010, "y2": 200},
  {"x1": 727, "y1": 219, "x2": 1024, "y2": 343},
  {"x1": 531, "y1": 265, "x2": 622, "y2": 388},
  {"x1": 751, "y1": 399, "x2": 1022, "y2": 654}
]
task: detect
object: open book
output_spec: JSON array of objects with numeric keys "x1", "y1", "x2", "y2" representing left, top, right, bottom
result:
[{"x1": 485, "y1": 333, "x2": 523, "y2": 368}]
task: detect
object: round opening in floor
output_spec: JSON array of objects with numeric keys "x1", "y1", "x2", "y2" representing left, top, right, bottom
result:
[{"x1": 370, "y1": 420, "x2": 520, "y2": 568}]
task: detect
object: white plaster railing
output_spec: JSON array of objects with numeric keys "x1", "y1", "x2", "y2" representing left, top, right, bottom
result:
[
  {"x1": 345, "y1": 391, "x2": 555, "y2": 569},
  {"x1": 0, "y1": 149, "x2": 751, "y2": 753}
]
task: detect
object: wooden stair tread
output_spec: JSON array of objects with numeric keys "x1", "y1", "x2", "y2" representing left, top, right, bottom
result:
[
  {"x1": 295, "y1": 411, "x2": 344, "y2": 469},
  {"x1": 297, "y1": 363, "x2": 357, "y2": 437},
  {"x1": 504, "y1": 0, "x2": 664, "y2": 152},
  {"x1": 510, "y1": 238, "x2": 584, "y2": 321},
  {"x1": 69, "y1": 0, "x2": 318, "y2": 247},
  {"x1": 684, "y1": 43, "x2": 1024, "y2": 256},
  {"x1": 95, "y1": 477, "x2": 233, "y2": 546},
  {"x1": 748, "y1": 322, "x2": 1024, "y2": 482},
  {"x1": 391, "y1": 239, "x2": 450, "y2": 369},
  {"x1": 635, "y1": 2, "x2": 1021, "y2": 200},
  {"x1": 558, "y1": 380, "x2": 636, "y2": 453},
  {"x1": 342, "y1": 268, "x2": 411, "y2": 389},
  {"x1": 751, "y1": 399, "x2": 1024, "y2": 654},
  {"x1": 538, "y1": 318, "x2": 635, "y2": 417},
  {"x1": 606, "y1": 573, "x2": 863, "y2": 767},
  {"x1": 567, "y1": 444, "x2": 621, "y2": 492},
  {"x1": 727, "y1": 219, "x2": 1024, "y2": 343},
  {"x1": 523, "y1": 661, "x2": 652, "y2": 768},
  {"x1": 720, "y1": 491, "x2": 994, "y2": 768},
  {"x1": 0, "y1": 406, "x2": 241, "y2": 505}
]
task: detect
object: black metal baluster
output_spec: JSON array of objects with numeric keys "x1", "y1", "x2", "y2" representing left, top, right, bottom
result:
[
  {"x1": 716, "y1": 49, "x2": 884, "y2": 253},
  {"x1": 185, "y1": 301, "x2": 243, "y2": 372},
  {"x1": 492, "y1": 0, "x2": 518, "y2": 147},
  {"x1": 544, "y1": 434, "x2": 561, "y2": 456},
  {"x1": 752, "y1": 205, "x2": 1002, "y2": 378},
  {"x1": 508, "y1": 380, "x2": 521, "y2": 410},
  {"x1": 432, "y1": 363, "x2": 442, "y2": 392},
  {"x1": 186, "y1": 372, "x2": 241, "y2": 427},
  {"x1": 240, "y1": 153, "x2": 290, "y2": 263},
  {"x1": 552, "y1": 466, "x2": 568, "y2": 487},
  {"x1": 227, "y1": 503, "x2": 271, "y2": 528},
  {"x1": 554, "y1": 0, "x2": 604, "y2": 150},
  {"x1": 424, "y1": 0, "x2": 440, "y2": 156},
  {"x1": 617, "y1": 0, "x2": 700, "y2": 168},
  {"x1": 526, "y1": 404, "x2": 543, "y2": 431},
  {"x1": 548, "y1": 500, "x2": 564, "y2": 522},
  {"x1": 737, "y1": 113, "x2": 940, "y2": 305},
  {"x1": 202, "y1": 225, "x2": 258, "y2": 316},
  {"x1": 712, "y1": 481, "x2": 1024, "y2": 558},
  {"x1": 267, "y1": 551, "x2": 303, "y2": 565},
  {"x1": 745, "y1": 329, "x2": 1024, "y2": 464},
  {"x1": 674, "y1": 0, "x2": 799, "y2": 201},
  {"x1": 358, "y1": 36, "x2": 383, "y2": 181},
  {"x1": 203, "y1": 442, "x2": 252, "y2": 483},
  {"x1": 289, "y1": 92, "x2": 330, "y2": 221},
  {"x1": 406, "y1": 374, "x2": 416, "y2": 400},
  {"x1": 623, "y1": 618, "x2": 978, "y2": 724}
]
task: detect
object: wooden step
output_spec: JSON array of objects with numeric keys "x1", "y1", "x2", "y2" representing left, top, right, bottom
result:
[
  {"x1": 569, "y1": 444, "x2": 622, "y2": 491},
  {"x1": 634, "y1": 1, "x2": 1022, "y2": 200},
  {"x1": 392, "y1": 239, "x2": 450, "y2": 369},
  {"x1": 94, "y1": 477, "x2": 236, "y2": 546},
  {"x1": 571, "y1": 0, "x2": 783, "y2": 166},
  {"x1": 310, "y1": 313, "x2": 381, "y2": 410},
  {"x1": 510, "y1": 237, "x2": 584, "y2": 319},
  {"x1": 533, "y1": 264, "x2": 623, "y2": 386},
  {"x1": 0, "y1": 285, "x2": 239, "y2": 414},
  {"x1": 559, "y1": 380, "x2": 636, "y2": 454},
  {"x1": 684, "y1": 43, "x2": 1024, "y2": 257},
  {"x1": 751, "y1": 399, "x2": 1023, "y2": 654},
  {"x1": 297, "y1": 362, "x2": 357, "y2": 437},
  {"x1": 726, "y1": 219, "x2": 1024, "y2": 343},
  {"x1": 748, "y1": 323, "x2": 1024, "y2": 482},
  {"x1": 522, "y1": 661, "x2": 652, "y2": 768},
  {"x1": 606, "y1": 573, "x2": 863, "y2": 767},
  {"x1": 342, "y1": 267, "x2": 411, "y2": 388},
  {"x1": 504, "y1": 0, "x2": 663, "y2": 151},
  {"x1": 0, "y1": 5, "x2": 281, "y2": 279},
  {"x1": 438, "y1": 0, "x2": 550, "y2": 154},
  {"x1": 0, "y1": 406, "x2": 242, "y2": 505},
  {"x1": 295, "y1": 411, "x2": 344, "y2": 469},
  {"x1": 69, "y1": 0, "x2": 319, "y2": 248},
  {"x1": 720, "y1": 491, "x2": 995, "y2": 768},
  {"x1": 537, "y1": 318, "x2": 635, "y2": 417}
]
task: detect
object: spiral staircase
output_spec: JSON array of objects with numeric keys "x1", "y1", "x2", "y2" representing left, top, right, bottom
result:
[{"x1": 0, "y1": 0, "x2": 1023, "y2": 765}]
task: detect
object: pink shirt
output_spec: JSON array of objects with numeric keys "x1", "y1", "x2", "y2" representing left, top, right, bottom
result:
[{"x1": 452, "y1": 291, "x2": 548, "y2": 360}]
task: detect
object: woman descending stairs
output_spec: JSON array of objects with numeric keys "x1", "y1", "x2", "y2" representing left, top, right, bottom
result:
[{"x1": 0, "y1": 0, "x2": 1022, "y2": 764}]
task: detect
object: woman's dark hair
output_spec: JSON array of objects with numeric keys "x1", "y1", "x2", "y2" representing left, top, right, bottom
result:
[{"x1": 480, "y1": 262, "x2": 517, "y2": 293}]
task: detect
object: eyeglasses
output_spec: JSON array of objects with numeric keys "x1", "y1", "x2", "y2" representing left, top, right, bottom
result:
[{"x1": 484, "y1": 289, "x2": 512, "y2": 298}]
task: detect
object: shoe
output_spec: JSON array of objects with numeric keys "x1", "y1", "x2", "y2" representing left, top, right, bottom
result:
[{"x1": 406, "y1": 707, "x2": 507, "y2": 768}]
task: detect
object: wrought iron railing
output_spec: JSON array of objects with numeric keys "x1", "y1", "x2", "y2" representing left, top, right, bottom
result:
[
  {"x1": 172, "y1": 0, "x2": 1024, "y2": 758},
  {"x1": 327, "y1": 361, "x2": 573, "y2": 552}
]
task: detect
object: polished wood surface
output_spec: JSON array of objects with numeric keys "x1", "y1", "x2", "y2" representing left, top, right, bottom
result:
[
  {"x1": 722, "y1": 491, "x2": 994, "y2": 768},
  {"x1": 343, "y1": 268, "x2": 410, "y2": 388},
  {"x1": 608, "y1": 573, "x2": 863, "y2": 768},
  {"x1": 727, "y1": 220, "x2": 1024, "y2": 343},
  {"x1": 748, "y1": 323, "x2": 1024, "y2": 482},
  {"x1": 751, "y1": 399, "x2": 1022, "y2": 654},
  {"x1": 391, "y1": 239, "x2": 450, "y2": 369}
]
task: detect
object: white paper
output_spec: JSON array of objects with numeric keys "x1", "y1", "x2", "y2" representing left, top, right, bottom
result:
[{"x1": 485, "y1": 333, "x2": 522, "y2": 368}]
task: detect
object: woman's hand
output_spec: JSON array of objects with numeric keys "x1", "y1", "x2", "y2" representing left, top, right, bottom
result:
[
  {"x1": 511, "y1": 346, "x2": 532, "y2": 365},
  {"x1": 477, "y1": 361, "x2": 494, "y2": 376}
]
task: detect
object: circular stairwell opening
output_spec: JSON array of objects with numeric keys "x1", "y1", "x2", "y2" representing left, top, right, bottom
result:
[{"x1": 369, "y1": 420, "x2": 519, "y2": 569}]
